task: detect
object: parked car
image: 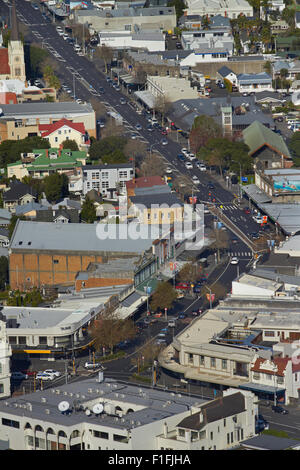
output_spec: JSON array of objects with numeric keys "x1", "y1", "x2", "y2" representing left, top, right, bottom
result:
[
  {"x1": 43, "y1": 369, "x2": 61, "y2": 378},
  {"x1": 36, "y1": 371, "x2": 55, "y2": 381},
  {"x1": 271, "y1": 405, "x2": 288, "y2": 414},
  {"x1": 230, "y1": 256, "x2": 239, "y2": 265},
  {"x1": 244, "y1": 208, "x2": 251, "y2": 214},
  {"x1": 11, "y1": 371, "x2": 28, "y2": 381},
  {"x1": 192, "y1": 175, "x2": 200, "y2": 184},
  {"x1": 84, "y1": 362, "x2": 104, "y2": 370},
  {"x1": 120, "y1": 97, "x2": 126, "y2": 105}
]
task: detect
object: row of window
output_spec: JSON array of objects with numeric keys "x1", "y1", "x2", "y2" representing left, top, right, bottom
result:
[{"x1": 91, "y1": 430, "x2": 128, "y2": 443}]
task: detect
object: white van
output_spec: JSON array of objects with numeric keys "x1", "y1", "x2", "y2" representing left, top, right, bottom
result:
[{"x1": 168, "y1": 320, "x2": 176, "y2": 328}]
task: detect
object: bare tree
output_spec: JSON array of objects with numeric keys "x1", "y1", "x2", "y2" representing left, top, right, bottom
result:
[
  {"x1": 177, "y1": 262, "x2": 202, "y2": 284},
  {"x1": 90, "y1": 301, "x2": 136, "y2": 354},
  {"x1": 154, "y1": 94, "x2": 172, "y2": 126},
  {"x1": 140, "y1": 152, "x2": 165, "y2": 177},
  {"x1": 90, "y1": 97, "x2": 106, "y2": 120},
  {"x1": 211, "y1": 228, "x2": 230, "y2": 262},
  {"x1": 94, "y1": 45, "x2": 114, "y2": 73}
]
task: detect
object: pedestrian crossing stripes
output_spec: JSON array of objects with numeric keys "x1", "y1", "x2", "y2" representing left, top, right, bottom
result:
[{"x1": 229, "y1": 252, "x2": 252, "y2": 257}]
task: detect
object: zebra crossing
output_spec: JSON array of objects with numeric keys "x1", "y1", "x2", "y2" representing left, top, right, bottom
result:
[{"x1": 229, "y1": 251, "x2": 252, "y2": 258}]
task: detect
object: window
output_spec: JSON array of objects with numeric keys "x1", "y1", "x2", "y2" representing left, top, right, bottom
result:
[
  {"x1": 53, "y1": 260, "x2": 59, "y2": 264},
  {"x1": 113, "y1": 434, "x2": 129, "y2": 443},
  {"x1": 200, "y1": 356, "x2": 205, "y2": 365},
  {"x1": 119, "y1": 171, "x2": 128, "y2": 179},
  {"x1": 18, "y1": 336, "x2": 26, "y2": 345},
  {"x1": 0, "y1": 383, "x2": 3, "y2": 394},
  {"x1": 265, "y1": 331, "x2": 275, "y2": 337},
  {"x1": 101, "y1": 171, "x2": 109, "y2": 179},
  {"x1": 93, "y1": 430, "x2": 108, "y2": 439},
  {"x1": 102, "y1": 181, "x2": 109, "y2": 188},
  {"x1": 222, "y1": 359, "x2": 227, "y2": 370},
  {"x1": 9, "y1": 336, "x2": 17, "y2": 344},
  {"x1": 91, "y1": 172, "x2": 99, "y2": 180},
  {"x1": 191, "y1": 431, "x2": 198, "y2": 441},
  {"x1": 210, "y1": 431, "x2": 213, "y2": 440},
  {"x1": 178, "y1": 429, "x2": 185, "y2": 437},
  {"x1": 2, "y1": 418, "x2": 20, "y2": 428},
  {"x1": 210, "y1": 357, "x2": 216, "y2": 368},
  {"x1": 39, "y1": 336, "x2": 47, "y2": 345},
  {"x1": 227, "y1": 433, "x2": 230, "y2": 445}
]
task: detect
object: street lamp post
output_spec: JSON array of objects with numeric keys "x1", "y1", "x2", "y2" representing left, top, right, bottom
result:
[{"x1": 205, "y1": 285, "x2": 213, "y2": 309}]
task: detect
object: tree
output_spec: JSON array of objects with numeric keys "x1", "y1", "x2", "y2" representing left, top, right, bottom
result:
[
  {"x1": 61, "y1": 140, "x2": 79, "y2": 151},
  {"x1": 89, "y1": 135, "x2": 128, "y2": 162},
  {"x1": 263, "y1": 60, "x2": 272, "y2": 75},
  {"x1": 0, "y1": 136, "x2": 50, "y2": 166},
  {"x1": 94, "y1": 45, "x2": 114, "y2": 73},
  {"x1": 81, "y1": 198, "x2": 97, "y2": 223},
  {"x1": 154, "y1": 95, "x2": 172, "y2": 126},
  {"x1": 28, "y1": 44, "x2": 49, "y2": 78},
  {"x1": 140, "y1": 152, "x2": 165, "y2": 177},
  {"x1": 0, "y1": 256, "x2": 8, "y2": 291},
  {"x1": 211, "y1": 228, "x2": 230, "y2": 262},
  {"x1": 167, "y1": 0, "x2": 186, "y2": 19},
  {"x1": 150, "y1": 281, "x2": 177, "y2": 312},
  {"x1": 189, "y1": 115, "x2": 221, "y2": 154},
  {"x1": 90, "y1": 302, "x2": 136, "y2": 354},
  {"x1": 177, "y1": 262, "x2": 201, "y2": 284},
  {"x1": 43, "y1": 173, "x2": 68, "y2": 203}
]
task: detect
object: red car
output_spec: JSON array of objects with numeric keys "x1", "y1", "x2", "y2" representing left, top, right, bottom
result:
[
  {"x1": 176, "y1": 282, "x2": 190, "y2": 290},
  {"x1": 244, "y1": 208, "x2": 251, "y2": 214},
  {"x1": 161, "y1": 129, "x2": 168, "y2": 135}
]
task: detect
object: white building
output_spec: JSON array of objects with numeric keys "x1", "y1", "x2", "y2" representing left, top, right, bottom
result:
[
  {"x1": 180, "y1": 49, "x2": 231, "y2": 66},
  {"x1": 147, "y1": 75, "x2": 199, "y2": 102},
  {"x1": 0, "y1": 315, "x2": 12, "y2": 399},
  {"x1": 184, "y1": 0, "x2": 253, "y2": 19},
  {"x1": 0, "y1": 377, "x2": 258, "y2": 450},
  {"x1": 82, "y1": 163, "x2": 134, "y2": 198},
  {"x1": 181, "y1": 27, "x2": 234, "y2": 55},
  {"x1": 237, "y1": 72, "x2": 273, "y2": 93},
  {"x1": 98, "y1": 29, "x2": 166, "y2": 52}
]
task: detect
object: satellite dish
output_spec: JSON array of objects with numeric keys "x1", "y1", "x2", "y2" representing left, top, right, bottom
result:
[
  {"x1": 58, "y1": 401, "x2": 70, "y2": 412},
  {"x1": 93, "y1": 403, "x2": 104, "y2": 415},
  {"x1": 85, "y1": 409, "x2": 91, "y2": 416}
]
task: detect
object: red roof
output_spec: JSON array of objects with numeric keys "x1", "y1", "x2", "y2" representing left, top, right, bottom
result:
[
  {"x1": 39, "y1": 118, "x2": 86, "y2": 137},
  {"x1": 251, "y1": 357, "x2": 290, "y2": 377},
  {"x1": 126, "y1": 176, "x2": 165, "y2": 190},
  {"x1": 0, "y1": 49, "x2": 10, "y2": 75}
]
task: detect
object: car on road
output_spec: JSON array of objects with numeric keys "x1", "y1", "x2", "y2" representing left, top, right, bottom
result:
[
  {"x1": 130, "y1": 133, "x2": 138, "y2": 140},
  {"x1": 36, "y1": 371, "x2": 55, "y2": 381},
  {"x1": 230, "y1": 256, "x2": 239, "y2": 265},
  {"x1": 244, "y1": 208, "x2": 251, "y2": 214},
  {"x1": 165, "y1": 167, "x2": 172, "y2": 174},
  {"x1": 161, "y1": 129, "x2": 168, "y2": 135},
  {"x1": 256, "y1": 414, "x2": 269, "y2": 432},
  {"x1": 99, "y1": 87, "x2": 105, "y2": 94},
  {"x1": 198, "y1": 163, "x2": 207, "y2": 172},
  {"x1": 232, "y1": 237, "x2": 238, "y2": 244},
  {"x1": 43, "y1": 369, "x2": 61, "y2": 378},
  {"x1": 181, "y1": 148, "x2": 189, "y2": 156},
  {"x1": 32, "y1": 3, "x2": 39, "y2": 10},
  {"x1": 84, "y1": 362, "x2": 104, "y2": 370},
  {"x1": 154, "y1": 311, "x2": 163, "y2": 318},
  {"x1": 155, "y1": 339, "x2": 167, "y2": 345},
  {"x1": 161, "y1": 139, "x2": 168, "y2": 145},
  {"x1": 157, "y1": 332, "x2": 167, "y2": 338},
  {"x1": 271, "y1": 405, "x2": 288, "y2": 414},
  {"x1": 192, "y1": 175, "x2": 200, "y2": 184},
  {"x1": 168, "y1": 320, "x2": 176, "y2": 327},
  {"x1": 135, "y1": 123, "x2": 142, "y2": 130},
  {"x1": 147, "y1": 124, "x2": 154, "y2": 132},
  {"x1": 119, "y1": 97, "x2": 126, "y2": 104},
  {"x1": 185, "y1": 162, "x2": 193, "y2": 170},
  {"x1": 207, "y1": 182, "x2": 215, "y2": 189},
  {"x1": 178, "y1": 313, "x2": 186, "y2": 319},
  {"x1": 11, "y1": 371, "x2": 28, "y2": 381},
  {"x1": 177, "y1": 153, "x2": 185, "y2": 161},
  {"x1": 251, "y1": 232, "x2": 260, "y2": 240}
]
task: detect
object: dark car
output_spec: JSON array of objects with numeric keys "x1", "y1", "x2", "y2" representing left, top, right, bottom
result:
[
  {"x1": 177, "y1": 153, "x2": 185, "y2": 161},
  {"x1": 207, "y1": 182, "x2": 215, "y2": 189},
  {"x1": 251, "y1": 232, "x2": 260, "y2": 240},
  {"x1": 232, "y1": 237, "x2": 238, "y2": 244},
  {"x1": 244, "y1": 208, "x2": 251, "y2": 214},
  {"x1": 272, "y1": 405, "x2": 288, "y2": 414}
]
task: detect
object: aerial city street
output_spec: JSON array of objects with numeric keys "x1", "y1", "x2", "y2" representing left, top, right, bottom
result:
[{"x1": 1, "y1": 0, "x2": 300, "y2": 453}]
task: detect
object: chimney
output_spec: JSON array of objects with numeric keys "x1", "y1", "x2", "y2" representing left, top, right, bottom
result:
[{"x1": 45, "y1": 149, "x2": 49, "y2": 158}]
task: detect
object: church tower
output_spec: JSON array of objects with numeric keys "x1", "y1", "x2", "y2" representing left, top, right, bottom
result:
[{"x1": 7, "y1": 0, "x2": 26, "y2": 82}]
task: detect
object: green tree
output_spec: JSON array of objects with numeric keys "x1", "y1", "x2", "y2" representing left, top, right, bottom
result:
[
  {"x1": 81, "y1": 198, "x2": 97, "y2": 223},
  {"x1": 61, "y1": 140, "x2": 79, "y2": 151},
  {"x1": 28, "y1": 44, "x2": 49, "y2": 78},
  {"x1": 89, "y1": 136, "x2": 127, "y2": 162},
  {"x1": 44, "y1": 173, "x2": 68, "y2": 203},
  {"x1": 0, "y1": 256, "x2": 8, "y2": 291},
  {"x1": 150, "y1": 281, "x2": 177, "y2": 312},
  {"x1": 167, "y1": 0, "x2": 186, "y2": 19},
  {"x1": 0, "y1": 136, "x2": 50, "y2": 166}
]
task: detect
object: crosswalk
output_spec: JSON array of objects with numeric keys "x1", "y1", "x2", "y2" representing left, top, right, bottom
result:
[{"x1": 229, "y1": 252, "x2": 252, "y2": 257}]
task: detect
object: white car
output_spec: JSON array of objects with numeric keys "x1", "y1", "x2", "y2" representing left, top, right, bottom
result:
[
  {"x1": 230, "y1": 257, "x2": 239, "y2": 265},
  {"x1": 198, "y1": 164, "x2": 207, "y2": 171},
  {"x1": 165, "y1": 167, "x2": 173, "y2": 174},
  {"x1": 185, "y1": 162, "x2": 193, "y2": 170},
  {"x1": 36, "y1": 371, "x2": 55, "y2": 381},
  {"x1": 84, "y1": 361, "x2": 104, "y2": 370},
  {"x1": 188, "y1": 153, "x2": 196, "y2": 161},
  {"x1": 181, "y1": 148, "x2": 189, "y2": 156},
  {"x1": 192, "y1": 175, "x2": 200, "y2": 184},
  {"x1": 43, "y1": 369, "x2": 61, "y2": 378}
]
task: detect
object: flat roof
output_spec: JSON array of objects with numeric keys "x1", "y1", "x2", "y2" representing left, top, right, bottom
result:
[
  {"x1": 260, "y1": 203, "x2": 300, "y2": 235},
  {"x1": 0, "y1": 102, "x2": 94, "y2": 119},
  {"x1": 0, "y1": 377, "x2": 205, "y2": 429},
  {"x1": 9, "y1": 221, "x2": 162, "y2": 254},
  {"x1": 236, "y1": 273, "x2": 283, "y2": 291}
]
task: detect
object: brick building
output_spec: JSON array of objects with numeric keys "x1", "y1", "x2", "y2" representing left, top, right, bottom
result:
[{"x1": 8, "y1": 220, "x2": 171, "y2": 290}]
